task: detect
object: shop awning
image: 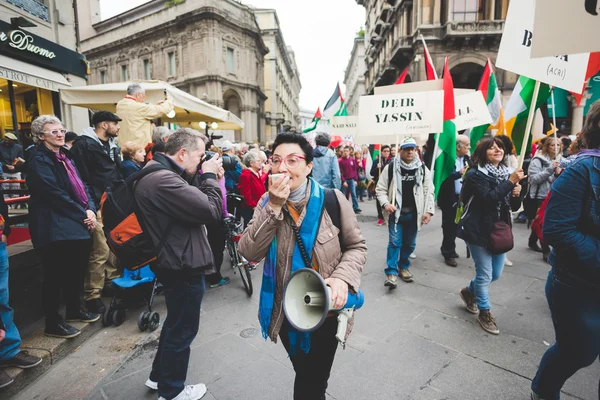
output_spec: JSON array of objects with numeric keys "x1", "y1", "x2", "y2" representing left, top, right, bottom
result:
[
  {"x1": 60, "y1": 80, "x2": 244, "y2": 131},
  {"x1": 0, "y1": 54, "x2": 71, "y2": 92}
]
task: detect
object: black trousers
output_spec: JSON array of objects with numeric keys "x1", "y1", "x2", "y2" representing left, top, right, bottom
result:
[
  {"x1": 376, "y1": 198, "x2": 384, "y2": 219},
  {"x1": 441, "y1": 206, "x2": 458, "y2": 258},
  {"x1": 37, "y1": 239, "x2": 92, "y2": 325},
  {"x1": 150, "y1": 271, "x2": 205, "y2": 399},
  {"x1": 205, "y1": 223, "x2": 226, "y2": 285},
  {"x1": 280, "y1": 317, "x2": 339, "y2": 400}
]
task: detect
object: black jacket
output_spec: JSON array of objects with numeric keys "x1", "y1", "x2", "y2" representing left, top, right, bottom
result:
[
  {"x1": 70, "y1": 133, "x2": 122, "y2": 205},
  {"x1": 26, "y1": 145, "x2": 95, "y2": 249},
  {"x1": 0, "y1": 194, "x2": 10, "y2": 237},
  {"x1": 457, "y1": 168, "x2": 521, "y2": 248},
  {"x1": 438, "y1": 155, "x2": 472, "y2": 210},
  {"x1": 0, "y1": 141, "x2": 24, "y2": 173},
  {"x1": 370, "y1": 156, "x2": 391, "y2": 181}
]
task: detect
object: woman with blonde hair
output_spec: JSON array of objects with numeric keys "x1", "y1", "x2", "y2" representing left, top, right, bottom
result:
[{"x1": 120, "y1": 141, "x2": 146, "y2": 178}]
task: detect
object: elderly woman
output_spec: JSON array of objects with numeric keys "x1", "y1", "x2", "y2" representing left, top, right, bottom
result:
[
  {"x1": 239, "y1": 133, "x2": 366, "y2": 400},
  {"x1": 27, "y1": 115, "x2": 99, "y2": 339},
  {"x1": 527, "y1": 136, "x2": 563, "y2": 258},
  {"x1": 120, "y1": 141, "x2": 146, "y2": 178},
  {"x1": 530, "y1": 101, "x2": 600, "y2": 400},
  {"x1": 237, "y1": 150, "x2": 268, "y2": 228},
  {"x1": 457, "y1": 137, "x2": 524, "y2": 335}
]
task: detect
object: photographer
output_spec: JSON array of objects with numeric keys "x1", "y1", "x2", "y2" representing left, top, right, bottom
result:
[
  {"x1": 238, "y1": 151, "x2": 268, "y2": 228},
  {"x1": 221, "y1": 141, "x2": 242, "y2": 193}
]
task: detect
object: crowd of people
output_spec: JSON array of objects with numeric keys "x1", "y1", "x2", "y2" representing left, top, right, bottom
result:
[{"x1": 0, "y1": 81, "x2": 597, "y2": 400}]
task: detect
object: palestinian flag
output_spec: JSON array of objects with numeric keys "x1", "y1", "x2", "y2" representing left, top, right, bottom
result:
[
  {"x1": 504, "y1": 76, "x2": 551, "y2": 155},
  {"x1": 469, "y1": 58, "x2": 505, "y2": 151},
  {"x1": 334, "y1": 101, "x2": 348, "y2": 117},
  {"x1": 303, "y1": 107, "x2": 322, "y2": 133},
  {"x1": 433, "y1": 58, "x2": 457, "y2": 200},
  {"x1": 372, "y1": 144, "x2": 381, "y2": 161},
  {"x1": 424, "y1": 46, "x2": 437, "y2": 80},
  {"x1": 571, "y1": 52, "x2": 600, "y2": 106},
  {"x1": 324, "y1": 83, "x2": 344, "y2": 114},
  {"x1": 395, "y1": 66, "x2": 410, "y2": 84}
]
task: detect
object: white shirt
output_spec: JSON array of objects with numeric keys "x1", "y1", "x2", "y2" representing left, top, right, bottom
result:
[{"x1": 454, "y1": 156, "x2": 464, "y2": 195}]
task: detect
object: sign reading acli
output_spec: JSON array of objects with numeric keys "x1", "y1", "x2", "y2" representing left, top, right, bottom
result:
[
  {"x1": 357, "y1": 91, "x2": 444, "y2": 143},
  {"x1": 496, "y1": 0, "x2": 590, "y2": 93},
  {"x1": 454, "y1": 91, "x2": 493, "y2": 131}
]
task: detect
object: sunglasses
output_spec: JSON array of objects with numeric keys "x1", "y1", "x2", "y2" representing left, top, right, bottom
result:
[{"x1": 43, "y1": 129, "x2": 67, "y2": 136}]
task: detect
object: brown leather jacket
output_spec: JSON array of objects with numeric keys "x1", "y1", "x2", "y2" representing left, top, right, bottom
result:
[{"x1": 239, "y1": 181, "x2": 367, "y2": 342}]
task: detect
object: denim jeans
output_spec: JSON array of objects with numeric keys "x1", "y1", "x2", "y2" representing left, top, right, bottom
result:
[
  {"x1": 150, "y1": 271, "x2": 205, "y2": 400},
  {"x1": 385, "y1": 213, "x2": 418, "y2": 275},
  {"x1": 0, "y1": 242, "x2": 21, "y2": 360},
  {"x1": 466, "y1": 244, "x2": 505, "y2": 311},
  {"x1": 343, "y1": 179, "x2": 359, "y2": 211},
  {"x1": 531, "y1": 270, "x2": 600, "y2": 400}
]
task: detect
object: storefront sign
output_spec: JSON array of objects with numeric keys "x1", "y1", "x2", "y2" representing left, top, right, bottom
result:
[
  {"x1": 0, "y1": 65, "x2": 68, "y2": 91},
  {"x1": 496, "y1": 0, "x2": 590, "y2": 93},
  {"x1": 0, "y1": 21, "x2": 87, "y2": 78},
  {"x1": 454, "y1": 91, "x2": 493, "y2": 131}
]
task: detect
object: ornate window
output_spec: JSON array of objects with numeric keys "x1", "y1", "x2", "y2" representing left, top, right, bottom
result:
[
  {"x1": 226, "y1": 48, "x2": 235, "y2": 74},
  {"x1": 168, "y1": 52, "x2": 176, "y2": 77},
  {"x1": 121, "y1": 65, "x2": 128, "y2": 81},
  {"x1": 452, "y1": 0, "x2": 480, "y2": 22},
  {"x1": 143, "y1": 59, "x2": 151, "y2": 80}
]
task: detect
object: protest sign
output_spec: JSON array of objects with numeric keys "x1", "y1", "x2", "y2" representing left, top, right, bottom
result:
[
  {"x1": 330, "y1": 116, "x2": 358, "y2": 137},
  {"x1": 454, "y1": 91, "x2": 493, "y2": 131},
  {"x1": 375, "y1": 79, "x2": 442, "y2": 95}
]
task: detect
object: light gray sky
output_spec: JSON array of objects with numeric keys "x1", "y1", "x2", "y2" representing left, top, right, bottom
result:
[{"x1": 99, "y1": 0, "x2": 365, "y2": 113}]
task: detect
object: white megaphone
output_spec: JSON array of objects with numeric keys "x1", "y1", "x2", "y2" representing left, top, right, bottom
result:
[{"x1": 283, "y1": 268, "x2": 365, "y2": 347}]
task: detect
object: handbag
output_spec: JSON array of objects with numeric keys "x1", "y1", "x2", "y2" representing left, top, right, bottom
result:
[{"x1": 488, "y1": 220, "x2": 514, "y2": 255}]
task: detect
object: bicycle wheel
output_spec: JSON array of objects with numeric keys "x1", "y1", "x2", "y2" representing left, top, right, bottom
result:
[
  {"x1": 226, "y1": 239, "x2": 238, "y2": 270},
  {"x1": 234, "y1": 245, "x2": 253, "y2": 297}
]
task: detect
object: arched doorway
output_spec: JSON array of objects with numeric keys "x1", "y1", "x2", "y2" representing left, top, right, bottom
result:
[
  {"x1": 450, "y1": 63, "x2": 485, "y2": 89},
  {"x1": 223, "y1": 89, "x2": 242, "y2": 141}
]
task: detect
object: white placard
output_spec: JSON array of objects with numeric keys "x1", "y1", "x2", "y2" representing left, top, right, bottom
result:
[
  {"x1": 357, "y1": 90, "x2": 444, "y2": 144},
  {"x1": 330, "y1": 116, "x2": 358, "y2": 136},
  {"x1": 454, "y1": 91, "x2": 493, "y2": 131},
  {"x1": 375, "y1": 79, "x2": 442, "y2": 95},
  {"x1": 531, "y1": 0, "x2": 600, "y2": 58},
  {"x1": 496, "y1": 0, "x2": 590, "y2": 93}
]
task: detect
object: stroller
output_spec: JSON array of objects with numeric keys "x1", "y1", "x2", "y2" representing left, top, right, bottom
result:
[{"x1": 102, "y1": 265, "x2": 161, "y2": 332}]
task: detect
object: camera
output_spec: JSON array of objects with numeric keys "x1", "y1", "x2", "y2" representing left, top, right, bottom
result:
[{"x1": 204, "y1": 151, "x2": 237, "y2": 171}]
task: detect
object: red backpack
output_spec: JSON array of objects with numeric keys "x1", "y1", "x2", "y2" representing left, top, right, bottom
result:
[{"x1": 531, "y1": 191, "x2": 551, "y2": 246}]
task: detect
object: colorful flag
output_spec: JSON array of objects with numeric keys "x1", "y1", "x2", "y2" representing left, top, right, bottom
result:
[
  {"x1": 571, "y1": 52, "x2": 600, "y2": 106},
  {"x1": 302, "y1": 107, "x2": 322, "y2": 133},
  {"x1": 372, "y1": 144, "x2": 381, "y2": 161},
  {"x1": 395, "y1": 66, "x2": 410, "y2": 84},
  {"x1": 504, "y1": 76, "x2": 551, "y2": 155},
  {"x1": 433, "y1": 58, "x2": 456, "y2": 200},
  {"x1": 469, "y1": 58, "x2": 505, "y2": 150},
  {"x1": 334, "y1": 101, "x2": 348, "y2": 117},
  {"x1": 324, "y1": 83, "x2": 344, "y2": 113},
  {"x1": 424, "y1": 46, "x2": 437, "y2": 80}
]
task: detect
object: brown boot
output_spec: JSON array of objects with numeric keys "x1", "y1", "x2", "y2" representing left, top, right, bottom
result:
[
  {"x1": 478, "y1": 310, "x2": 499, "y2": 335},
  {"x1": 459, "y1": 287, "x2": 478, "y2": 314}
]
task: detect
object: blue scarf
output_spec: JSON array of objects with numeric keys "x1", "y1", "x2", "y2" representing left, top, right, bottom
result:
[{"x1": 259, "y1": 178, "x2": 325, "y2": 355}]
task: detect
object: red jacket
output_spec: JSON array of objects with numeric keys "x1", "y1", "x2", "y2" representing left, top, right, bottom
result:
[{"x1": 238, "y1": 168, "x2": 267, "y2": 209}]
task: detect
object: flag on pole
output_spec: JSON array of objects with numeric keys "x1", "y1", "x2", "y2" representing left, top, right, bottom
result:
[
  {"x1": 433, "y1": 58, "x2": 457, "y2": 200},
  {"x1": 570, "y1": 52, "x2": 600, "y2": 106},
  {"x1": 324, "y1": 83, "x2": 344, "y2": 113},
  {"x1": 334, "y1": 101, "x2": 348, "y2": 117},
  {"x1": 469, "y1": 58, "x2": 505, "y2": 150},
  {"x1": 302, "y1": 107, "x2": 322, "y2": 133},
  {"x1": 421, "y1": 36, "x2": 438, "y2": 80},
  {"x1": 504, "y1": 76, "x2": 551, "y2": 155},
  {"x1": 395, "y1": 66, "x2": 410, "y2": 84},
  {"x1": 372, "y1": 144, "x2": 381, "y2": 161}
]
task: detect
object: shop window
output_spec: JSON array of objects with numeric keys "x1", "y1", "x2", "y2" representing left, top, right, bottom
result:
[
  {"x1": 143, "y1": 59, "x2": 151, "y2": 80},
  {"x1": 226, "y1": 48, "x2": 235, "y2": 74},
  {"x1": 121, "y1": 65, "x2": 128, "y2": 81},
  {"x1": 100, "y1": 70, "x2": 107, "y2": 84},
  {"x1": 168, "y1": 52, "x2": 176, "y2": 76},
  {"x1": 452, "y1": 0, "x2": 480, "y2": 22}
]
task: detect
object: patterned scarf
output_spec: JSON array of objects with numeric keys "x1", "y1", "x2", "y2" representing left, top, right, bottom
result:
[
  {"x1": 393, "y1": 155, "x2": 423, "y2": 222},
  {"x1": 54, "y1": 151, "x2": 88, "y2": 208},
  {"x1": 484, "y1": 162, "x2": 510, "y2": 183},
  {"x1": 259, "y1": 178, "x2": 325, "y2": 355}
]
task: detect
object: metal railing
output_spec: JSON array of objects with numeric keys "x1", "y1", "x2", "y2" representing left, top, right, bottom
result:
[{"x1": 5, "y1": 0, "x2": 49, "y2": 22}]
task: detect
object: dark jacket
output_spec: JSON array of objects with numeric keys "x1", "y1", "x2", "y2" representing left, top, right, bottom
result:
[
  {"x1": 0, "y1": 141, "x2": 24, "y2": 173},
  {"x1": 370, "y1": 156, "x2": 390, "y2": 181},
  {"x1": 26, "y1": 145, "x2": 95, "y2": 249},
  {"x1": 0, "y1": 194, "x2": 10, "y2": 237},
  {"x1": 438, "y1": 155, "x2": 472, "y2": 210},
  {"x1": 120, "y1": 159, "x2": 142, "y2": 179},
  {"x1": 544, "y1": 155, "x2": 600, "y2": 288},
  {"x1": 457, "y1": 167, "x2": 521, "y2": 248},
  {"x1": 70, "y1": 129, "x2": 122, "y2": 205},
  {"x1": 134, "y1": 153, "x2": 223, "y2": 275}
]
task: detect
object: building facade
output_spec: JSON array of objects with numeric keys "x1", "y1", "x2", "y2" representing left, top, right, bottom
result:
[
  {"x1": 299, "y1": 107, "x2": 314, "y2": 132},
  {"x1": 344, "y1": 34, "x2": 367, "y2": 116},
  {"x1": 77, "y1": 0, "x2": 269, "y2": 142},
  {"x1": 254, "y1": 9, "x2": 301, "y2": 139},
  {"x1": 0, "y1": 0, "x2": 89, "y2": 143}
]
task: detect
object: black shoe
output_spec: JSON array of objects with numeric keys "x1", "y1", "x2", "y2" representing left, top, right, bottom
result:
[
  {"x1": 0, "y1": 351, "x2": 42, "y2": 369},
  {"x1": 528, "y1": 242, "x2": 543, "y2": 252},
  {"x1": 354, "y1": 209, "x2": 362, "y2": 214},
  {"x1": 0, "y1": 370, "x2": 14, "y2": 388},
  {"x1": 66, "y1": 310, "x2": 100, "y2": 323},
  {"x1": 444, "y1": 257, "x2": 458, "y2": 267},
  {"x1": 44, "y1": 322, "x2": 81, "y2": 339},
  {"x1": 86, "y1": 298, "x2": 106, "y2": 314}
]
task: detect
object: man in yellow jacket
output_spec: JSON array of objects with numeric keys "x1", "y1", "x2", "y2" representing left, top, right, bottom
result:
[{"x1": 116, "y1": 83, "x2": 174, "y2": 148}]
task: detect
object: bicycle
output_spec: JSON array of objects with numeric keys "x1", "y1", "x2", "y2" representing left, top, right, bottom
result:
[{"x1": 224, "y1": 193, "x2": 253, "y2": 296}]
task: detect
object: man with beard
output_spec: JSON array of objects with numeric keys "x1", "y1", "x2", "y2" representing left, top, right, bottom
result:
[{"x1": 70, "y1": 111, "x2": 123, "y2": 314}]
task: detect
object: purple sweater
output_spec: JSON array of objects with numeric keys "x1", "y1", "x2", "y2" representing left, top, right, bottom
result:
[{"x1": 338, "y1": 157, "x2": 359, "y2": 181}]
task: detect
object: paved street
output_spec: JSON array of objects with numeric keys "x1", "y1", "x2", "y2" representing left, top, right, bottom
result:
[{"x1": 14, "y1": 204, "x2": 599, "y2": 400}]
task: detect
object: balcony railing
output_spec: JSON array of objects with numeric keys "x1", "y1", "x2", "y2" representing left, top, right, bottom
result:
[
  {"x1": 444, "y1": 20, "x2": 505, "y2": 37},
  {"x1": 5, "y1": 0, "x2": 49, "y2": 22}
]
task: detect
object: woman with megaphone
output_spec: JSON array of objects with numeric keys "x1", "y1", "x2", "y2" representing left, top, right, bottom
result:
[{"x1": 239, "y1": 132, "x2": 367, "y2": 400}]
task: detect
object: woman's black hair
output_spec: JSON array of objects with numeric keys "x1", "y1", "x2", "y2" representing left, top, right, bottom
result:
[
  {"x1": 272, "y1": 132, "x2": 314, "y2": 163},
  {"x1": 381, "y1": 145, "x2": 391, "y2": 152},
  {"x1": 472, "y1": 137, "x2": 506, "y2": 167},
  {"x1": 582, "y1": 100, "x2": 600, "y2": 149}
]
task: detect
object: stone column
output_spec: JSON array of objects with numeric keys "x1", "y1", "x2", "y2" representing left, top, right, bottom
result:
[{"x1": 489, "y1": 0, "x2": 496, "y2": 19}]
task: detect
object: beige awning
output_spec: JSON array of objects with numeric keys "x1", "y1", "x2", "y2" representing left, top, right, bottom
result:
[
  {"x1": 59, "y1": 80, "x2": 244, "y2": 131},
  {"x1": 0, "y1": 54, "x2": 71, "y2": 92}
]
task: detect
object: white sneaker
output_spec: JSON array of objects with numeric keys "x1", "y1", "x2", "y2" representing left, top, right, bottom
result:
[
  {"x1": 159, "y1": 384, "x2": 207, "y2": 400},
  {"x1": 505, "y1": 258, "x2": 513, "y2": 266},
  {"x1": 409, "y1": 253, "x2": 416, "y2": 259},
  {"x1": 144, "y1": 378, "x2": 158, "y2": 390}
]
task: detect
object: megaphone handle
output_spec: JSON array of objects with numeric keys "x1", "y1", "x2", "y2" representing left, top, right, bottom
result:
[{"x1": 335, "y1": 309, "x2": 353, "y2": 349}]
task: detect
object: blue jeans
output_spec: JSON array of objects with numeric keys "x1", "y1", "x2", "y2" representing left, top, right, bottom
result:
[
  {"x1": 343, "y1": 179, "x2": 359, "y2": 211},
  {"x1": 0, "y1": 242, "x2": 21, "y2": 360},
  {"x1": 385, "y1": 213, "x2": 418, "y2": 275},
  {"x1": 466, "y1": 244, "x2": 505, "y2": 311},
  {"x1": 531, "y1": 270, "x2": 600, "y2": 400},
  {"x1": 150, "y1": 271, "x2": 206, "y2": 400}
]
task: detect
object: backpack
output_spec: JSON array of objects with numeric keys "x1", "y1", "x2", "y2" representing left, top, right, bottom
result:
[
  {"x1": 531, "y1": 191, "x2": 551, "y2": 246},
  {"x1": 100, "y1": 164, "x2": 173, "y2": 271}
]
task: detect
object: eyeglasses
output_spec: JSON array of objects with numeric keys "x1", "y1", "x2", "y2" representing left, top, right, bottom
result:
[
  {"x1": 43, "y1": 129, "x2": 67, "y2": 136},
  {"x1": 271, "y1": 154, "x2": 306, "y2": 169}
]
